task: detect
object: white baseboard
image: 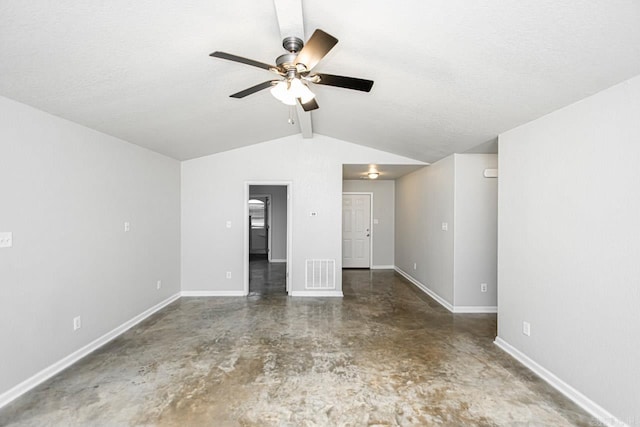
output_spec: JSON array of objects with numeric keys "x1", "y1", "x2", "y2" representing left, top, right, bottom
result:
[
  {"x1": 371, "y1": 265, "x2": 395, "y2": 270},
  {"x1": 453, "y1": 306, "x2": 498, "y2": 314},
  {"x1": 181, "y1": 290, "x2": 246, "y2": 297},
  {"x1": 290, "y1": 291, "x2": 343, "y2": 297},
  {"x1": 0, "y1": 292, "x2": 181, "y2": 410},
  {"x1": 270, "y1": 259, "x2": 287, "y2": 263},
  {"x1": 494, "y1": 337, "x2": 627, "y2": 427},
  {"x1": 394, "y1": 267, "x2": 455, "y2": 312},
  {"x1": 394, "y1": 267, "x2": 498, "y2": 314}
]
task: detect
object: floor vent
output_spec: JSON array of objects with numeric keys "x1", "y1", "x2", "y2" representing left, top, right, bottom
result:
[{"x1": 305, "y1": 259, "x2": 336, "y2": 290}]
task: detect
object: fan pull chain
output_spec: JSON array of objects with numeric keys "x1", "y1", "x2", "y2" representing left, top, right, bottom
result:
[{"x1": 288, "y1": 106, "x2": 295, "y2": 125}]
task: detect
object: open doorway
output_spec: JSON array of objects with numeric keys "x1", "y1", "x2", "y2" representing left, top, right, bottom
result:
[{"x1": 245, "y1": 183, "x2": 291, "y2": 296}]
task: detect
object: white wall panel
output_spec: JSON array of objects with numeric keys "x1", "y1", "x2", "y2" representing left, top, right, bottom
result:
[{"x1": 498, "y1": 75, "x2": 640, "y2": 423}]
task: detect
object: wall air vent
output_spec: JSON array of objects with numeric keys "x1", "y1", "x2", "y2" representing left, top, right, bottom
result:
[{"x1": 305, "y1": 259, "x2": 336, "y2": 290}]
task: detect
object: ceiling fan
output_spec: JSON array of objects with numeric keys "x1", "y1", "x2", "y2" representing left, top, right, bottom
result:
[{"x1": 210, "y1": 29, "x2": 374, "y2": 112}]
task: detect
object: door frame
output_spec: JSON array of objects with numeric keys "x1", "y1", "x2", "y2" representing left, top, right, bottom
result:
[
  {"x1": 342, "y1": 192, "x2": 374, "y2": 269},
  {"x1": 244, "y1": 181, "x2": 293, "y2": 295}
]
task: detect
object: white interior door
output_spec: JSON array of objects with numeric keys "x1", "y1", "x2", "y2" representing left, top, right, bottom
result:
[{"x1": 342, "y1": 193, "x2": 371, "y2": 268}]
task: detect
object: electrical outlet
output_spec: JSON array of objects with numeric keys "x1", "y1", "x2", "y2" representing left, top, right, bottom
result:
[
  {"x1": 441, "y1": 222, "x2": 448, "y2": 231},
  {"x1": 226, "y1": 271, "x2": 232, "y2": 279},
  {"x1": 480, "y1": 283, "x2": 488, "y2": 292},
  {"x1": 413, "y1": 263, "x2": 417, "y2": 270},
  {"x1": 73, "y1": 316, "x2": 81, "y2": 331},
  {"x1": 124, "y1": 222, "x2": 130, "y2": 232},
  {"x1": 522, "y1": 321, "x2": 531, "y2": 336},
  {"x1": 156, "y1": 280, "x2": 162, "y2": 290}
]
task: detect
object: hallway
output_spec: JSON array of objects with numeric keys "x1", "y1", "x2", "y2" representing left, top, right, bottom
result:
[
  {"x1": 248, "y1": 255, "x2": 286, "y2": 296},
  {"x1": 0, "y1": 270, "x2": 597, "y2": 426}
]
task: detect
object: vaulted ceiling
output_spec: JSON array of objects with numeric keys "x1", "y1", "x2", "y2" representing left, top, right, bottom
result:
[{"x1": 1, "y1": 1, "x2": 639, "y2": 162}]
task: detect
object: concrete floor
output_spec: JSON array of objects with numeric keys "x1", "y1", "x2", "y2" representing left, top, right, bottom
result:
[
  {"x1": 0, "y1": 269, "x2": 598, "y2": 426},
  {"x1": 249, "y1": 255, "x2": 286, "y2": 296}
]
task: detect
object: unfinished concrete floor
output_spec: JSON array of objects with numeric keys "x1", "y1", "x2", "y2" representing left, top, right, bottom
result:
[
  {"x1": 0, "y1": 270, "x2": 598, "y2": 426},
  {"x1": 249, "y1": 255, "x2": 286, "y2": 296}
]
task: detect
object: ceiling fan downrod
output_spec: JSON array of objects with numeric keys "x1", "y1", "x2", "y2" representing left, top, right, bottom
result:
[{"x1": 276, "y1": 36, "x2": 308, "y2": 77}]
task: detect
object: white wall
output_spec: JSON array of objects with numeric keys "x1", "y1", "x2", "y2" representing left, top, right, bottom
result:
[
  {"x1": 250, "y1": 185, "x2": 287, "y2": 261},
  {"x1": 395, "y1": 154, "x2": 498, "y2": 311},
  {"x1": 497, "y1": 75, "x2": 640, "y2": 424},
  {"x1": 395, "y1": 157, "x2": 455, "y2": 305},
  {"x1": 0, "y1": 96, "x2": 181, "y2": 397},
  {"x1": 454, "y1": 154, "x2": 498, "y2": 307},
  {"x1": 181, "y1": 134, "x2": 422, "y2": 295},
  {"x1": 342, "y1": 180, "x2": 395, "y2": 268}
]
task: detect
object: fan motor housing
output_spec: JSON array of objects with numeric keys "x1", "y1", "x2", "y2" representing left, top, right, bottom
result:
[
  {"x1": 276, "y1": 53, "x2": 306, "y2": 77},
  {"x1": 276, "y1": 53, "x2": 297, "y2": 67}
]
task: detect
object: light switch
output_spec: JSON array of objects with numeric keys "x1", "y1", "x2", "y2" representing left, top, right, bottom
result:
[
  {"x1": 0, "y1": 232, "x2": 13, "y2": 248},
  {"x1": 441, "y1": 222, "x2": 448, "y2": 231},
  {"x1": 226, "y1": 221, "x2": 232, "y2": 228},
  {"x1": 124, "y1": 222, "x2": 130, "y2": 232}
]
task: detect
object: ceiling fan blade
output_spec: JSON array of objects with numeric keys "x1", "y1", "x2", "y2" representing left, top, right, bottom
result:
[
  {"x1": 294, "y1": 29, "x2": 338, "y2": 72},
  {"x1": 230, "y1": 81, "x2": 277, "y2": 98},
  {"x1": 298, "y1": 97, "x2": 319, "y2": 112},
  {"x1": 314, "y1": 73, "x2": 374, "y2": 92},
  {"x1": 210, "y1": 51, "x2": 276, "y2": 71}
]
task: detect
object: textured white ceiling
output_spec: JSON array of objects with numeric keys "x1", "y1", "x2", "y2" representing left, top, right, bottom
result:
[{"x1": 1, "y1": 1, "x2": 639, "y2": 162}]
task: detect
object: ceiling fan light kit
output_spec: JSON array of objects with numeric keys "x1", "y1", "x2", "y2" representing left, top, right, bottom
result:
[
  {"x1": 210, "y1": 29, "x2": 374, "y2": 112},
  {"x1": 270, "y1": 78, "x2": 315, "y2": 106}
]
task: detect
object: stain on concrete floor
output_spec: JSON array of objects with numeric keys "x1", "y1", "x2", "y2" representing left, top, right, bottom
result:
[{"x1": 0, "y1": 270, "x2": 599, "y2": 426}]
